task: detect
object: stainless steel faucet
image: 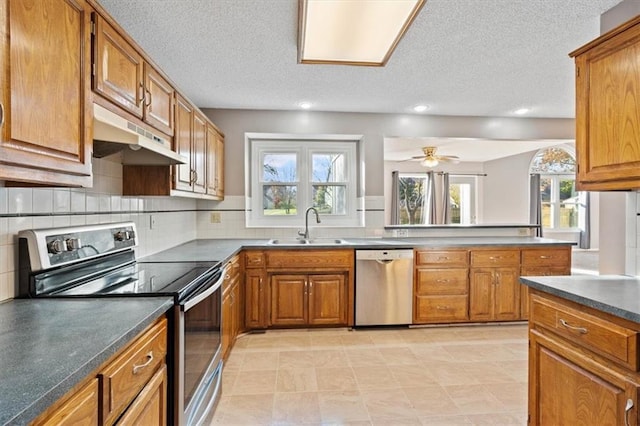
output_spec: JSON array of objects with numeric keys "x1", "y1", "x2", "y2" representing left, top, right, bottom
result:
[{"x1": 298, "y1": 207, "x2": 321, "y2": 239}]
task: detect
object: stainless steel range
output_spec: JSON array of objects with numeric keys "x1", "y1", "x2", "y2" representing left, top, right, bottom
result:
[{"x1": 17, "y1": 222, "x2": 225, "y2": 425}]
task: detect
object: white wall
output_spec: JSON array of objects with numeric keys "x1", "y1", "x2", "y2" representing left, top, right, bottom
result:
[
  {"x1": 202, "y1": 108, "x2": 575, "y2": 198},
  {"x1": 482, "y1": 151, "x2": 533, "y2": 224}
]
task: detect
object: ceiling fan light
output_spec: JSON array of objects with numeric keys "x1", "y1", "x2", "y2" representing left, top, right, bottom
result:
[
  {"x1": 421, "y1": 157, "x2": 439, "y2": 168},
  {"x1": 298, "y1": 0, "x2": 425, "y2": 66}
]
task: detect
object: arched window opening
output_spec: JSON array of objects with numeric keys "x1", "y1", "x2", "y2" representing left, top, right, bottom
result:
[{"x1": 530, "y1": 147, "x2": 578, "y2": 230}]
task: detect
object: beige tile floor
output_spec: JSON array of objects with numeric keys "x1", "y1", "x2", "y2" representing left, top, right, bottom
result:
[{"x1": 211, "y1": 324, "x2": 528, "y2": 425}]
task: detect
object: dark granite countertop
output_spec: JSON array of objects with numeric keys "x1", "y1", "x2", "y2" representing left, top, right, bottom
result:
[
  {"x1": 140, "y1": 237, "x2": 574, "y2": 265},
  {"x1": 520, "y1": 275, "x2": 640, "y2": 324},
  {"x1": 0, "y1": 297, "x2": 173, "y2": 426}
]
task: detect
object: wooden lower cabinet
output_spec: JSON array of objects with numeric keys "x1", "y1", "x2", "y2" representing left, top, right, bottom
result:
[
  {"x1": 116, "y1": 365, "x2": 167, "y2": 426},
  {"x1": 33, "y1": 379, "x2": 99, "y2": 426},
  {"x1": 222, "y1": 255, "x2": 242, "y2": 360},
  {"x1": 31, "y1": 317, "x2": 168, "y2": 426},
  {"x1": 469, "y1": 266, "x2": 520, "y2": 321},
  {"x1": 520, "y1": 247, "x2": 572, "y2": 319},
  {"x1": 270, "y1": 273, "x2": 347, "y2": 327},
  {"x1": 245, "y1": 268, "x2": 268, "y2": 329},
  {"x1": 529, "y1": 291, "x2": 640, "y2": 425},
  {"x1": 414, "y1": 267, "x2": 469, "y2": 323}
]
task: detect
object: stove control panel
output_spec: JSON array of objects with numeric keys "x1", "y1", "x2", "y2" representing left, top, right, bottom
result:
[{"x1": 19, "y1": 222, "x2": 139, "y2": 270}]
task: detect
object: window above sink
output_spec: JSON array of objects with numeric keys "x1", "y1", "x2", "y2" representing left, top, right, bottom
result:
[{"x1": 245, "y1": 133, "x2": 364, "y2": 228}]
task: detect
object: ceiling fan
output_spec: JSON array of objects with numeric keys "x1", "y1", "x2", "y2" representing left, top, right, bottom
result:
[{"x1": 407, "y1": 146, "x2": 460, "y2": 167}]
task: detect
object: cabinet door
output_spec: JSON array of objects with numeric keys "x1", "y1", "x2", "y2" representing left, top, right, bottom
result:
[
  {"x1": 174, "y1": 94, "x2": 193, "y2": 192},
  {"x1": 530, "y1": 330, "x2": 639, "y2": 425},
  {"x1": 573, "y1": 21, "x2": 640, "y2": 190},
  {"x1": 469, "y1": 268, "x2": 493, "y2": 321},
  {"x1": 93, "y1": 14, "x2": 143, "y2": 118},
  {"x1": 1, "y1": 0, "x2": 92, "y2": 186},
  {"x1": 232, "y1": 279, "x2": 241, "y2": 339},
  {"x1": 308, "y1": 274, "x2": 346, "y2": 325},
  {"x1": 493, "y1": 267, "x2": 520, "y2": 320},
  {"x1": 215, "y1": 133, "x2": 224, "y2": 197},
  {"x1": 270, "y1": 274, "x2": 307, "y2": 326},
  {"x1": 206, "y1": 124, "x2": 218, "y2": 196},
  {"x1": 245, "y1": 269, "x2": 267, "y2": 329},
  {"x1": 192, "y1": 112, "x2": 207, "y2": 194},
  {"x1": 34, "y1": 378, "x2": 99, "y2": 426},
  {"x1": 221, "y1": 289, "x2": 232, "y2": 360},
  {"x1": 116, "y1": 364, "x2": 167, "y2": 426},
  {"x1": 143, "y1": 63, "x2": 173, "y2": 136}
]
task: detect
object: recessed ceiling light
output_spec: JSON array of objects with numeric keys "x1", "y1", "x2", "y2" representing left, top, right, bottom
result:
[
  {"x1": 413, "y1": 105, "x2": 430, "y2": 113},
  {"x1": 299, "y1": 102, "x2": 312, "y2": 109},
  {"x1": 514, "y1": 108, "x2": 530, "y2": 115},
  {"x1": 298, "y1": 0, "x2": 426, "y2": 66}
]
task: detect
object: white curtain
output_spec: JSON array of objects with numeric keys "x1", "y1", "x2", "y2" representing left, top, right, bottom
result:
[
  {"x1": 578, "y1": 191, "x2": 591, "y2": 249},
  {"x1": 529, "y1": 174, "x2": 543, "y2": 237}
]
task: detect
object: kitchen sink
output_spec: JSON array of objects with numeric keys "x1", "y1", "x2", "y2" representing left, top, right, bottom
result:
[{"x1": 267, "y1": 238, "x2": 347, "y2": 246}]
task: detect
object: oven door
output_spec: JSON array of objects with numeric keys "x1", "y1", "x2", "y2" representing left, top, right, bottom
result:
[{"x1": 178, "y1": 266, "x2": 227, "y2": 425}]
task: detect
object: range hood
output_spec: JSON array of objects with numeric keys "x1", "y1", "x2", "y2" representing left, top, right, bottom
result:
[{"x1": 92, "y1": 104, "x2": 187, "y2": 165}]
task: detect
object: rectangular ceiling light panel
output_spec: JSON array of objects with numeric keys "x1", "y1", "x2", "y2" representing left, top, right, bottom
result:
[{"x1": 299, "y1": 0, "x2": 425, "y2": 66}]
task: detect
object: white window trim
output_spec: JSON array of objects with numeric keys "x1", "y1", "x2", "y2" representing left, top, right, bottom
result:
[
  {"x1": 245, "y1": 133, "x2": 363, "y2": 228},
  {"x1": 541, "y1": 173, "x2": 579, "y2": 231}
]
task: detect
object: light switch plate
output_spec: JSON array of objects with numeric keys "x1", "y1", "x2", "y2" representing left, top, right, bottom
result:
[{"x1": 210, "y1": 212, "x2": 221, "y2": 223}]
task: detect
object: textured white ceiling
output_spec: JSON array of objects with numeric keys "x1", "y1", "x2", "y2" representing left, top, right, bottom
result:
[{"x1": 98, "y1": 0, "x2": 623, "y2": 118}]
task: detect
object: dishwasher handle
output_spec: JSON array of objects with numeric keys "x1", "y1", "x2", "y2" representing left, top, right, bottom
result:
[{"x1": 376, "y1": 259, "x2": 394, "y2": 265}]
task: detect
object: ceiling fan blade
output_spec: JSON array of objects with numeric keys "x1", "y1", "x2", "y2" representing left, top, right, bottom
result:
[
  {"x1": 439, "y1": 155, "x2": 460, "y2": 160},
  {"x1": 439, "y1": 157, "x2": 460, "y2": 164}
]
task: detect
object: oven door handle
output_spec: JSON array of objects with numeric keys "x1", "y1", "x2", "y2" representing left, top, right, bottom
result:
[{"x1": 183, "y1": 266, "x2": 229, "y2": 311}]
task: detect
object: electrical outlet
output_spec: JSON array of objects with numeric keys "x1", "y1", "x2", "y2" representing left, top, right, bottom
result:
[
  {"x1": 210, "y1": 212, "x2": 221, "y2": 223},
  {"x1": 150, "y1": 215, "x2": 156, "y2": 230},
  {"x1": 397, "y1": 229, "x2": 409, "y2": 237},
  {"x1": 518, "y1": 228, "x2": 530, "y2": 236}
]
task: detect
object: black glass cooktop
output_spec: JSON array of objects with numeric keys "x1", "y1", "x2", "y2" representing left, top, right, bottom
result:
[{"x1": 48, "y1": 260, "x2": 221, "y2": 301}]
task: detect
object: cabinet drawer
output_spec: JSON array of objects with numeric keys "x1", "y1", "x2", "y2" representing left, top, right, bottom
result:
[
  {"x1": 245, "y1": 251, "x2": 265, "y2": 268},
  {"x1": 522, "y1": 248, "x2": 570, "y2": 267},
  {"x1": 416, "y1": 250, "x2": 469, "y2": 267},
  {"x1": 100, "y1": 318, "x2": 167, "y2": 424},
  {"x1": 416, "y1": 268, "x2": 468, "y2": 295},
  {"x1": 521, "y1": 266, "x2": 570, "y2": 277},
  {"x1": 415, "y1": 295, "x2": 468, "y2": 322},
  {"x1": 531, "y1": 295, "x2": 639, "y2": 370},
  {"x1": 266, "y1": 250, "x2": 353, "y2": 269},
  {"x1": 471, "y1": 250, "x2": 520, "y2": 267}
]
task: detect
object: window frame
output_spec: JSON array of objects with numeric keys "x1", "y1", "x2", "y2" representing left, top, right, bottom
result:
[
  {"x1": 530, "y1": 145, "x2": 579, "y2": 231},
  {"x1": 246, "y1": 133, "x2": 362, "y2": 228}
]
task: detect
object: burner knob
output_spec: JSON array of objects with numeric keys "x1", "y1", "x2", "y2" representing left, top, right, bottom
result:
[
  {"x1": 115, "y1": 230, "x2": 135, "y2": 241},
  {"x1": 65, "y1": 238, "x2": 82, "y2": 251},
  {"x1": 47, "y1": 239, "x2": 64, "y2": 254}
]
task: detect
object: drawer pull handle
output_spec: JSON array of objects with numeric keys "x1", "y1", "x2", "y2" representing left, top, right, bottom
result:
[
  {"x1": 436, "y1": 305, "x2": 449, "y2": 310},
  {"x1": 625, "y1": 399, "x2": 634, "y2": 426},
  {"x1": 539, "y1": 255, "x2": 551, "y2": 259},
  {"x1": 0, "y1": 102, "x2": 4, "y2": 127},
  {"x1": 132, "y1": 351, "x2": 154, "y2": 374},
  {"x1": 559, "y1": 319, "x2": 588, "y2": 334},
  {"x1": 436, "y1": 279, "x2": 450, "y2": 283}
]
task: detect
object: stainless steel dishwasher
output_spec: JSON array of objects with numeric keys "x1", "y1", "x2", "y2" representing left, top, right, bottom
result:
[{"x1": 355, "y1": 249, "x2": 414, "y2": 326}]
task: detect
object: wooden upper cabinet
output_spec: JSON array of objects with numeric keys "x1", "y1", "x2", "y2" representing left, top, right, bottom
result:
[
  {"x1": 206, "y1": 124, "x2": 224, "y2": 199},
  {"x1": 143, "y1": 63, "x2": 174, "y2": 136},
  {"x1": 93, "y1": 14, "x2": 143, "y2": 119},
  {"x1": 174, "y1": 94, "x2": 193, "y2": 192},
  {"x1": 192, "y1": 111, "x2": 207, "y2": 194},
  {"x1": 92, "y1": 14, "x2": 174, "y2": 137},
  {"x1": 0, "y1": 0, "x2": 93, "y2": 187},
  {"x1": 570, "y1": 16, "x2": 640, "y2": 190}
]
